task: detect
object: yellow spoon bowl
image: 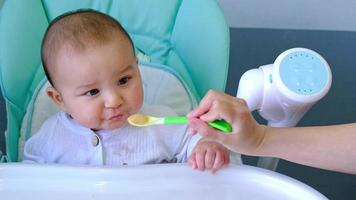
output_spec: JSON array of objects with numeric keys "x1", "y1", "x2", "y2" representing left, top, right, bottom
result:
[{"x1": 128, "y1": 114, "x2": 165, "y2": 126}]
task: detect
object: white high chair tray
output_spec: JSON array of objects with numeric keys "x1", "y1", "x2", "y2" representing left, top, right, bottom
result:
[{"x1": 0, "y1": 163, "x2": 326, "y2": 200}]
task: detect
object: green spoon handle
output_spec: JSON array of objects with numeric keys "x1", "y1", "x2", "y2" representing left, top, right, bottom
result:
[
  {"x1": 207, "y1": 119, "x2": 232, "y2": 133},
  {"x1": 164, "y1": 117, "x2": 232, "y2": 133},
  {"x1": 164, "y1": 117, "x2": 188, "y2": 124}
]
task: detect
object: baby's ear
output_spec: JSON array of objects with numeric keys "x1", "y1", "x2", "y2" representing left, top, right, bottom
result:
[{"x1": 46, "y1": 86, "x2": 66, "y2": 112}]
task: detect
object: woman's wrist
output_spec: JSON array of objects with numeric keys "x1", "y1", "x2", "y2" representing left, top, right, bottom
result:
[{"x1": 248, "y1": 124, "x2": 268, "y2": 156}]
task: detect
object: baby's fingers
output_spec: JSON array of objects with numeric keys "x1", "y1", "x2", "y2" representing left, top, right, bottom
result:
[
  {"x1": 196, "y1": 149, "x2": 206, "y2": 171},
  {"x1": 224, "y1": 151, "x2": 230, "y2": 165},
  {"x1": 211, "y1": 151, "x2": 224, "y2": 173},
  {"x1": 204, "y1": 149, "x2": 216, "y2": 170},
  {"x1": 188, "y1": 153, "x2": 197, "y2": 169}
]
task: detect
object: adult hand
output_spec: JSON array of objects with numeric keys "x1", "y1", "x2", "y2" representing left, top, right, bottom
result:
[
  {"x1": 188, "y1": 90, "x2": 356, "y2": 174},
  {"x1": 187, "y1": 90, "x2": 266, "y2": 155}
]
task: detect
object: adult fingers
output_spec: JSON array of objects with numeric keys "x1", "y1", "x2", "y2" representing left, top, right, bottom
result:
[
  {"x1": 198, "y1": 100, "x2": 231, "y2": 122},
  {"x1": 200, "y1": 100, "x2": 252, "y2": 135},
  {"x1": 187, "y1": 127, "x2": 198, "y2": 135},
  {"x1": 187, "y1": 90, "x2": 233, "y2": 118},
  {"x1": 188, "y1": 118, "x2": 228, "y2": 145}
]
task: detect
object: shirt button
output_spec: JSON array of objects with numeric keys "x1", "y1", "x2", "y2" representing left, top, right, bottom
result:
[{"x1": 91, "y1": 135, "x2": 99, "y2": 147}]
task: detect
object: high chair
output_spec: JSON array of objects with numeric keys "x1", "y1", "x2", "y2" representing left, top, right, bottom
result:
[
  {"x1": 0, "y1": 0, "x2": 231, "y2": 162},
  {"x1": 0, "y1": 2, "x2": 332, "y2": 199}
]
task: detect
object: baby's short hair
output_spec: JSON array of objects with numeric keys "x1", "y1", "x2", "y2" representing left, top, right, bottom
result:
[{"x1": 41, "y1": 9, "x2": 134, "y2": 87}]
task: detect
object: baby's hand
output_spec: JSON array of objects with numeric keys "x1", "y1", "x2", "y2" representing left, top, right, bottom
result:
[{"x1": 188, "y1": 139, "x2": 230, "y2": 173}]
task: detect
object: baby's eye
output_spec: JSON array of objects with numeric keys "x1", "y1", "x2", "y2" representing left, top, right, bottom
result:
[
  {"x1": 85, "y1": 89, "x2": 100, "y2": 96},
  {"x1": 118, "y1": 76, "x2": 131, "y2": 86}
]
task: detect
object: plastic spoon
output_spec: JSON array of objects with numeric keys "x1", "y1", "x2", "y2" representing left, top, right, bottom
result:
[{"x1": 128, "y1": 114, "x2": 232, "y2": 133}]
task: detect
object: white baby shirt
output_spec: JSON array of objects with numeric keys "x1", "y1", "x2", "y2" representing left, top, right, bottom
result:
[{"x1": 23, "y1": 104, "x2": 201, "y2": 166}]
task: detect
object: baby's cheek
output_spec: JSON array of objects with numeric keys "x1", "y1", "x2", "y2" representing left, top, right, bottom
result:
[
  {"x1": 131, "y1": 91, "x2": 144, "y2": 112},
  {"x1": 131, "y1": 101, "x2": 143, "y2": 114},
  {"x1": 79, "y1": 106, "x2": 102, "y2": 127}
]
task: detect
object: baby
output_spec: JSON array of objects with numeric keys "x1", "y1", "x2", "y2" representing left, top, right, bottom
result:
[{"x1": 23, "y1": 9, "x2": 229, "y2": 172}]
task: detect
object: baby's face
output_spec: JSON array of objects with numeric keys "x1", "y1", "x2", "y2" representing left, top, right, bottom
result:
[{"x1": 49, "y1": 37, "x2": 143, "y2": 131}]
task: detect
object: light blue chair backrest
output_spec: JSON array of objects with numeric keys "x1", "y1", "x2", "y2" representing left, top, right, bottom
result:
[{"x1": 0, "y1": 0, "x2": 230, "y2": 161}]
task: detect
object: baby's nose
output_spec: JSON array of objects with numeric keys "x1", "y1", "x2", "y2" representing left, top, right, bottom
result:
[{"x1": 104, "y1": 91, "x2": 123, "y2": 108}]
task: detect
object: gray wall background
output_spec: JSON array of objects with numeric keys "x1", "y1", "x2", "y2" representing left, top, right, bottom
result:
[
  {"x1": 218, "y1": 0, "x2": 356, "y2": 31},
  {"x1": 1, "y1": 0, "x2": 356, "y2": 199}
]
